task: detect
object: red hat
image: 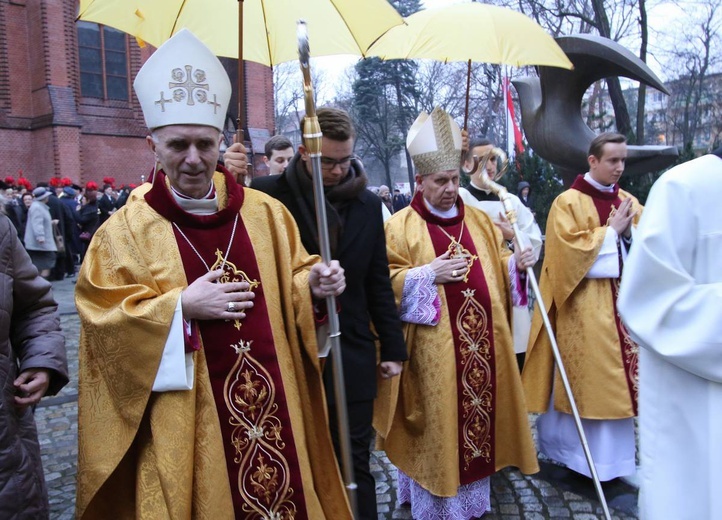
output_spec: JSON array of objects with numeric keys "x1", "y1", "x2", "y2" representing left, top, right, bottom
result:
[
  {"x1": 49, "y1": 176, "x2": 62, "y2": 188},
  {"x1": 4, "y1": 176, "x2": 14, "y2": 186},
  {"x1": 61, "y1": 177, "x2": 73, "y2": 187},
  {"x1": 17, "y1": 177, "x2": 32, "y2": 190},
  {"x1": 85, "y1": 181, "x2": 99, "y2": 191},
  {"x1": 102, "y1": 176, "x2": 116, "y2": 188}
]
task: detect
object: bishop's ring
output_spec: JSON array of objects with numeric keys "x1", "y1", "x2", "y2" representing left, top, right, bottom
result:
[{"x1": 227, "y1": 301, "x2": 236, "y2": 312}]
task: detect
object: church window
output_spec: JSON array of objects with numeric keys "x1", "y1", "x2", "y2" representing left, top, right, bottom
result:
[{"x1": 77, "y1": 22, "x2": 129, "y2": 101}]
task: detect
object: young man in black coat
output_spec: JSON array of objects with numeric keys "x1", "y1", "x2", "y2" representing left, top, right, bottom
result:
[
  {"x1": 98, "y1": 184, "x2": 116, "y2": 225},
  {"x1": 227, "y1": 108, "x2": 408, "y2": 520}
]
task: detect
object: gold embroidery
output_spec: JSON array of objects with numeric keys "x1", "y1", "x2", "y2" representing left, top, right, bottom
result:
[
  {"x1": 231, "y1": 339, "x2": 253, "y2": 354},
  {"x1": 438, "y1": 224, "x2": 479, "y2": 283},
  {"x1": 211, "y1": 250, "x2": 261, "y2": 330},
  {"x1": 225, "y1": 341, "x2": 296, "y2": 518},
  {"x1": 457, "y1": 289, "x2": 493, "y2": 469}
]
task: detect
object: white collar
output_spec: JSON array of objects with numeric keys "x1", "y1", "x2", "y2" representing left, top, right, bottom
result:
[
  {"x1": 423, "y1": 196, "x2": 459, "y2": 218},
  {"x1": 171, "y1": 184, "x2": 218, "y2": 215},
  {"x1": 584, "y1": 172, "x2": 616, "y2": 193}
]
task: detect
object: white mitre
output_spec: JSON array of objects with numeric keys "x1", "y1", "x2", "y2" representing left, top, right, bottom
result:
[
  {"x1": 133, "y1": 29, "x2": 230, "y2": 131},
  {"x1": 406, "y1": 107, "x2": 462, "y2": 176}
]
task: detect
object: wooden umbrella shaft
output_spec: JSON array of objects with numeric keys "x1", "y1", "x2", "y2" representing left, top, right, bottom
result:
[
  {"x1": 237, "y1": 0, "x2": 245, "y2": 144},
  {"x1": 463, "y1": 59, "x2": 472, "y2": 131}
]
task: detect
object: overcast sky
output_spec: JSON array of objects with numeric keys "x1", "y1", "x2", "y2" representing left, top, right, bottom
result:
[{"x1": 309, "y1": 0, "x2": 684, "y2": 101}]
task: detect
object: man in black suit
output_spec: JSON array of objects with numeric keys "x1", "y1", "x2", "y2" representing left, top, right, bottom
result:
[
  {"x1": 227, "y1": 107, "x2": 407, "y2": 520},
  {"x1": 98, "y1": 184, "x2": 116, "y2": 225}
]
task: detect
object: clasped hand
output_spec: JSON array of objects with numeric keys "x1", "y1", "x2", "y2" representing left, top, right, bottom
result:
[
  {"x1": 223, "y1": 140, "x2": 249, "y2": 183},
  {"x1": 14, "y1": 368, "x2": 50, "y2": 411},
  {"x1": 514, "y1": 245, "x2": 535, "y2": 271},
  {"x1": 609, "y1": 197, "x2": 636, "y2": 238},
  {"x1": 309, "y1": 260, "x2": 345, "y2": 299}
]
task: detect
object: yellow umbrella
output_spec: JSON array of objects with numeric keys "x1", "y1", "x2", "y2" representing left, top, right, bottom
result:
[
  {"x1": 366, "y1": 3, "x2": 571, "y2": 67},
  {"x1": 77, "y1": 0, "x2": 404, "y2": 140},
  {"x1": 77, "y1": 0, "x2": 403, "y2": 66},
  {"x1": 365, "y1": 3, "x2": 573, "y2": 129}
]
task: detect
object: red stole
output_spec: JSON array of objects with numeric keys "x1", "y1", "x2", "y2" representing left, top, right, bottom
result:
[
  {"x1": 145, "y1": 169, "x2": 310, "y2": 519},
  {"x1": 410, "y1": 192, "x2": 497, "y2": 484},
  {"x1": 571, "y1": 175, "x2": 639, "y2": 414}
]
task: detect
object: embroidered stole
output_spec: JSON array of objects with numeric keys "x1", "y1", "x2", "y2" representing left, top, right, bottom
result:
[
  {"x1": 411, "y1": 193, "x2": 497, "y2": 484},
  {"x1": 146, "y1": 170, "x2": 310, "y2": 519},
  {"x1": 571, "y1": 175, "x2": 639, "y2": 414}
]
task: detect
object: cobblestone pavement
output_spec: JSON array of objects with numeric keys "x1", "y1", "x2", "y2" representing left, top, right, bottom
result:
[{"x1": 38, "y1": 277, "x2": 638, "y2": 519}]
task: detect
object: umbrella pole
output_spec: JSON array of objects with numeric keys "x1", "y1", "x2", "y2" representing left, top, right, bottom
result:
[
  {"x1": 469, "y1": 156, "x2": 613, "y2": 520},
  {"x1": 463, "y1": 59, "x2": 472, "y2": 131},
  {"x1": 236, "y1": 1, "x2": 245, "y2": 154},
  {"x1": 297, "y1": 21, "x2": 359, "y2": 518},
  {"x1": 460, "y1": 59, "x2": 471, "y2": 164}
]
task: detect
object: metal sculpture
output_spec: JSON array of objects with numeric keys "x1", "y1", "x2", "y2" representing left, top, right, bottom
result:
[{"x1": 513, "y1": 34, "x2": 678, "y2": 185}]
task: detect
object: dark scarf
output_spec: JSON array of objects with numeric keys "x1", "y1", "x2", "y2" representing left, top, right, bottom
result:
[{"x1": 286, "y1": 154, "x2": 367, "y2": 256}]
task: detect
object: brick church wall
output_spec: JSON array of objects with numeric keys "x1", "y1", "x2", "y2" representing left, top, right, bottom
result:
[{"x1": 0, "y1": 0, "x2": 275, "y2": 187}]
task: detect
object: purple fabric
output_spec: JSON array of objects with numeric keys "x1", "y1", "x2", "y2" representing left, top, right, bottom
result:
[
  {"x1": 399, "y1": 265, "x2": 441, "y2": 325},
  {"x1": 397, "y1": 469, "x2": 491, "y2": 519},
  {"x1": 508, "y1": 257, "x2": 528, "y2": 307}
]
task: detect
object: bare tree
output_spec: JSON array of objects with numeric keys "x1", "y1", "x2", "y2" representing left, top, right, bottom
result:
[
  {"x1": 273, "y1": 62, "x2": 303, "y2": 136},
  {"x1": 660, "y1": 1, "x2": 721, "y2": 153},
  {"x1": 273, "y1": 61, "x2": 327, "y2": 137},
  {"x1": 497, "y1": 0, "x2": 645, "y2": 140},
  {"x1": 636, "y1": 0, "x2": 649, "y2": 143}
]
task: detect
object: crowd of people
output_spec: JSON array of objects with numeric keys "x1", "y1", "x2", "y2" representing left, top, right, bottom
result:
[
  {"x1": 5, "y1": 27, "x2": 719, "y2": 520},
  {"x1": 1, "y1": 177, "x2": 136, "y2": 280}
]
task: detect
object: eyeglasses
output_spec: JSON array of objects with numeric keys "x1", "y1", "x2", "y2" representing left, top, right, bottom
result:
[{"x1": 320, "y1": 155, "x2": 354, "y2": 170}]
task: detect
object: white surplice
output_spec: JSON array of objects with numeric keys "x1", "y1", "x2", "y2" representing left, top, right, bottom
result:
[
  {"x1": 459, "y1": 185, "x2": 542, "y2": 354},
  {"x1": 618, "y1": 153, "x2": 722, "y2": 520}
]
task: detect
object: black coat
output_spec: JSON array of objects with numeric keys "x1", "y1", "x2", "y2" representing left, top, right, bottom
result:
[
  {"x1": 77, "y1": 202, "x2": 99, "y2": 236},
  {"x1": 98, "y1": 194, "x2": 115, "y2": 224},
  {"x1": 59, "y1": 196, "x2": 81, "y2": 255},
  {"x1": 251, "y1": 159, "x2": 407, "y2": 403}
]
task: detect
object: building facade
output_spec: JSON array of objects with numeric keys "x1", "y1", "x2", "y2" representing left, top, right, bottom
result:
[{"x1": 0, "y1": 0, "x2": 274, "y2": 188}]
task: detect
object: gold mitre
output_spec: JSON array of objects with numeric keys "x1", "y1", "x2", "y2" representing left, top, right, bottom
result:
[
  {"x1": 133, "y1": 29, "x2": 231, "y2": 131},
  {"x1": 406, "y1": 107, "x2": 462, "y2": 176}
]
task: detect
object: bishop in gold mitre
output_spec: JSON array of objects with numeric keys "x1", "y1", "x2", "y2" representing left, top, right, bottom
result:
[{"x1": 375, "y1": 107, "x2": 539, "y2": 519}]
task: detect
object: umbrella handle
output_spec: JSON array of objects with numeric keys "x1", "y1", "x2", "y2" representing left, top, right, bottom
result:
[
  {"x1": 463, "y1": 59, "x2": 471, "y2": 131},
  {"x1": 236, "y1": 0, "x2": 245, "y2": 144}
]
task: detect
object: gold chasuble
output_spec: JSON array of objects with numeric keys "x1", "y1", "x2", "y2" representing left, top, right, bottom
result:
[
  {"x1": 376, "y1": 193, "x2": 538, "y2": 497},
  {"x1": 75, "y1": 169, "x2": 351, "y2": 520},
  {"x1": 523, "y1": 175, "x2": 643, "y2": 419}
]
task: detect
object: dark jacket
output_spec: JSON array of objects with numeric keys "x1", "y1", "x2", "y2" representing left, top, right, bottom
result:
[
  {"x1": 0, "y1": 215, "x2": 69, "y2": 519},
  {"x1": 251, "y1": 156, "x2": 407, "y2": 403},
  {"x1": 517, "y1": 181, "x2": 532, "y2": 208},
  {"x1": 98, "y1": 194, "x2": 115, "y2": 224},
  {"x1": 59, "y1": 196, "x2": 81, "y2": 255},
  {"x1": 392, "y1": 193, "x2": 409, "y2": 212},
  {"x1": 2, "y1": 200, "x2": 21, "y2": 236},
  {"x1": 77, "y1": 201, "x2": 99, "y2": 237}
]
